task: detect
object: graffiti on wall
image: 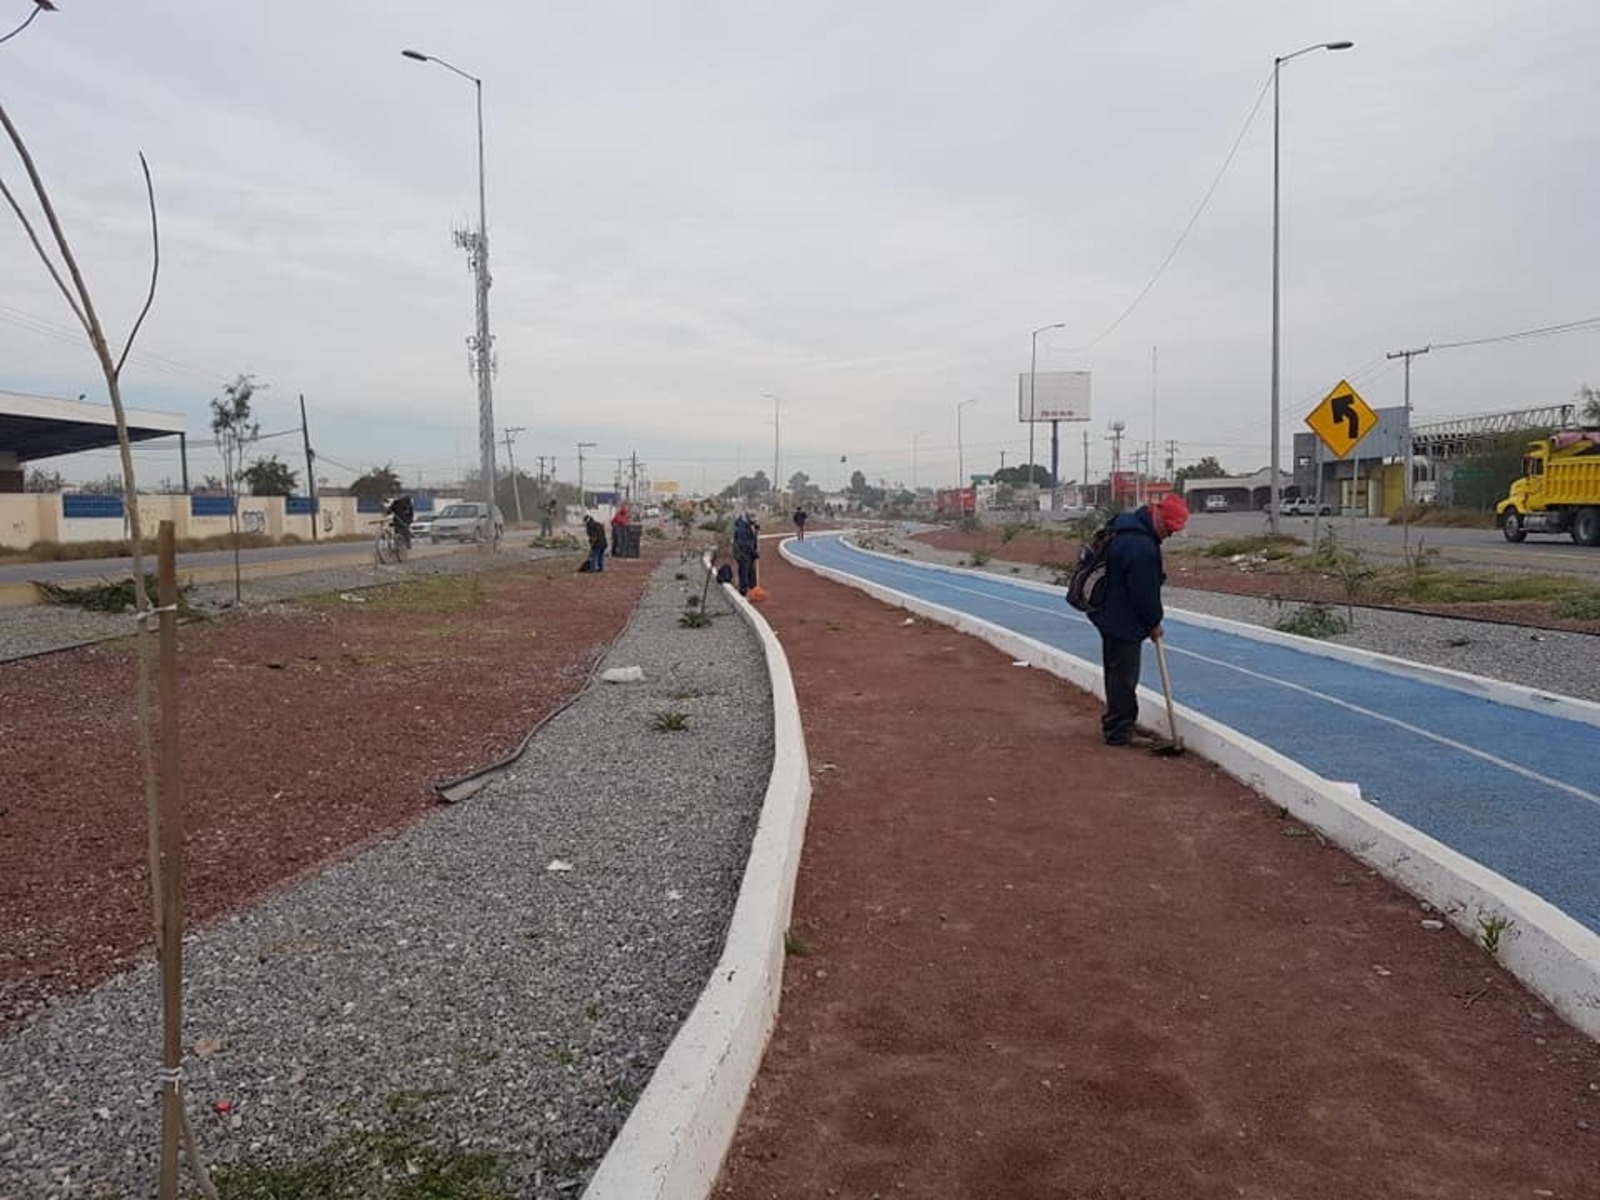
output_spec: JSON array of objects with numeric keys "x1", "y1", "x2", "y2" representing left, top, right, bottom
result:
[{"x1": 241, "y1": 509, "x2": 266, "y2": 535}]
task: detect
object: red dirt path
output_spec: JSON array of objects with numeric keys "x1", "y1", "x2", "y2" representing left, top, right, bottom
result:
[
  {"x1": 717, "y1": 549, "x2": 1598, "y2": 1199},
  {"x1": 0, "y1": 552, "x2": 662, "y2": 1035}
]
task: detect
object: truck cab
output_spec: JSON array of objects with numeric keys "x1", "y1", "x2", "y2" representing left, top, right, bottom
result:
[{"x1": 1497, "y1": 431, "x2": 1600, "y2": 545}]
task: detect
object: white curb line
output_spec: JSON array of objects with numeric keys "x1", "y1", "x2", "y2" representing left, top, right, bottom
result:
[
  {"x1": 582, "y1": 566, "x2": 812, "y2": 1199},
  {"x1": 784, "y1": 538, "x2": 1600, "y2": 1042},
  {"x1": 836, "y1": 533, "x2": 1600, "y2": 728}
]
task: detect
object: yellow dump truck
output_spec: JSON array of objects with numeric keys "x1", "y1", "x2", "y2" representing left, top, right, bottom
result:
[{"x1": 1497, "y1": 429, "x2": 1600, "y2": 544}]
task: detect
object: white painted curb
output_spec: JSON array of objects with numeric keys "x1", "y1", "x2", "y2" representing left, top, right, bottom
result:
[
  {"x1": 785, "y1": 538, "x2": 1600, "y2": 1041},
  {"x1": 836, "y1": 533, "x2": 1600, "y2": 729},
  {"x1": 582, "y1": 563, "x2": 812, "y2": 1199}
]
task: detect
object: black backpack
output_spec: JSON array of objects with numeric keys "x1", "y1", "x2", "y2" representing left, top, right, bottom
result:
[{"x1": 1065, "y1": 525, "x2": 1118, "y2": 614}]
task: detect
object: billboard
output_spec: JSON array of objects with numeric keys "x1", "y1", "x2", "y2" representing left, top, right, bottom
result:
[{"x1": 1018, "y1": 370, "x2": 1091, "y2": 423}]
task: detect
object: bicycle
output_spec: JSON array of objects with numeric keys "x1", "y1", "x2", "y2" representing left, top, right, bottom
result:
[{"x1": 373, "y1": 516, "x2": 410, "y2": 566}]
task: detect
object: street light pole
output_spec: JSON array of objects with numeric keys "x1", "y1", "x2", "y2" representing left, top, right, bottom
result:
[
  {"x1": 1269, "y1": 40, "x2": 1353, "y2": 535},
  {"x1": 577, "y1": 441, "x2": 596, "y2": 507},
  {"x1": 1029, "y1": 323, "x2": 1065, "y2": 493},
  {"x1": 402, "y1": 48, "x2": 499, "y2": 543},
  {"x1": 957, "y1": 398, "x2": 977, "y2": 514},
  {"x1": 765, "y1": 393, "x2": 780, "y2": 511}
]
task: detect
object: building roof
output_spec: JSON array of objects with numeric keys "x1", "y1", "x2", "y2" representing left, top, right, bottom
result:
[
  {"x1": 1181, "y1": 468, "x2": 1292, "y2": 492},
  {"x1": 0, "y1": 389, "x2": 186, "y2": 463}
]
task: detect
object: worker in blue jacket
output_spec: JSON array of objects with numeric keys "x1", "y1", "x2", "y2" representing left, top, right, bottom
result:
[{"x1": 1088, "y1": 494, "x2": 1188, "y2": 746}]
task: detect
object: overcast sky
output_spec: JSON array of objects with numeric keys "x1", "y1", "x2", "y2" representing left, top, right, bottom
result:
[{"x1": 3, "y1": 0, "x2": 1597, "y2": 493}]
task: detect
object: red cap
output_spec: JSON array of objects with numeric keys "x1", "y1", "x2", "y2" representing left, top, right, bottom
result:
[{"x1": 1156, "y1": 493, "x2": 1189, "y2": 533}]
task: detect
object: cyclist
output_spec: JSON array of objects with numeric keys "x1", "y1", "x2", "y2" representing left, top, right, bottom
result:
[{"x1": 385, "y1": 494, "x2": 415, "y2": 550}]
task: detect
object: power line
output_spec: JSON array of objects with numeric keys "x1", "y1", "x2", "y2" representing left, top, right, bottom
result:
[
  {"x1": 1065, "y1": 68, "x2": 1275, "y2": 354},
  {"x1": 1430, "y1": 314, "x2": 1600, "y2": 352}
]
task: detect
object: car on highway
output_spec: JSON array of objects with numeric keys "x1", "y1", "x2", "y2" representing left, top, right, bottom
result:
[
  {"x1": 428, "y1": 501, "x2": 499, "y2": 543},
  {"x1": 1284, "y1": 498, "x2": 1333, "y2": 516}
]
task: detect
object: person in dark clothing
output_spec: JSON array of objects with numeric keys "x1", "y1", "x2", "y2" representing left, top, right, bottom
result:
[
  {"x1": 385, "y1": 495, "x2": 415, "y2": 549},
  {"x1": 582, "y1": 514, "x2": 607, "y2": 572},
  {"x1": 731, "y1": 512, "x2": 759, "y2": 595},
  {"x1": 1087, "y1": 493, "x2": 1188, "y2": 746},
  {"x1": 792, "y1": 507, "x2": 808, "y2": 540}
]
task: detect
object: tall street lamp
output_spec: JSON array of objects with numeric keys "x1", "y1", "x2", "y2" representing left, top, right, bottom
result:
[
  {"x1": 764, "y1": 392, "x2": 780, "y2": 511},
  {"x1": 1268, "y1": 39, "x2": 1353, "y2": 534},
  {"x1": 957, "y1": 398, "x2": 978, "y2": 513},
  {"x1": 1029, "y1": 322, "x2": 1065, "y2": 492},
  {"x1": 577, "y1": 441, "x2": 597, "y2": 507},
  {"x1": 402, "y1": 47, "x2": 499, "y2": 538}
]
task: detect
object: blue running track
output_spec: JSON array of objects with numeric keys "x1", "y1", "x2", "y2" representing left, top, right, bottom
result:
[{"x1": 787, "y1": 534, "x2": 1600, "y2": 934}]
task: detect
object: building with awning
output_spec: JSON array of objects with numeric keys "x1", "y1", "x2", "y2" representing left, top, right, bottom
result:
[{"x1": 0, "y1": 389, "x2": 188, "y2": 492}]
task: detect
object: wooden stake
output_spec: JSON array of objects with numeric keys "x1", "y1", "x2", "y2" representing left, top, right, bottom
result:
[{"x1": 157, "y1": 521, "x2": 184, "y2": 1199}]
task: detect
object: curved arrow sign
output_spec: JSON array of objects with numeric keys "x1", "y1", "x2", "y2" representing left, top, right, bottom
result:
[{"x1": 1307, "y1": 380, "x2": 1378, "y2": 459}]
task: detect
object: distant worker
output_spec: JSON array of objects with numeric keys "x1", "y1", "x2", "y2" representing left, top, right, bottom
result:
[
  {"x1": 611, "y1": 502, "x2": 631, "y2": 556},
  {"x1": 582, "y1": 514, "x2": 607, "y2": 572},
  {"x1": 540, "y1": 495, "x2": 557, "y2": 539},
  {"x1": 792, "y1": 506, "x2": 809, "y2": 540},
  {"x1": 731, "y1": 511, "x2": 759, "y2": 595},
  {"x1": 1088, "y1": 493, "x2": 1188, "y2": 747},
  {"x1": 385, "y1": 494, "x2": 415, "y2": 550}
]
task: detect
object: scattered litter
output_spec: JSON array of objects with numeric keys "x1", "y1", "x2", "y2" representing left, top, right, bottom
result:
[
  {"x1": 900, "y1": 617, "x2": 915, "y2": 626},
  {"x1": 1372, "y1": 965, "x2": 1392, "y2": 977},
  {"x1": 666, "y1": 889, "x2": 682, "y2": 901},
  {"x1": 1444, "y1": 637, "x2": 1471, "y2": 648},
  {"x1": 337, "y1": 592, "x2": 367, "y2": 603},
  {"x1": 192, "y1": 1036, "x2": 225, "y2": 1059},
  {"x1": 1328, "y1": 781, "x2": 1363, "y2": 801},
  {"x1": 1420, "y1": 919, "x2": 1444, "y2": 931},
  {"x1": 1011, "y1": 660, "x2": 1029, "y2": 668},
  {"x1": 547, "y1": 859, "x2": 575, "y2": 873},
  {"x1": 600, "y1": 666, "x2": 644, "y2": 683},
  {"x1": 816, "y1": 762, "x2": 838, "y2": 773},
  {"x1": 94, "y1": 1107, "x2": 110, "y2": 1121}
]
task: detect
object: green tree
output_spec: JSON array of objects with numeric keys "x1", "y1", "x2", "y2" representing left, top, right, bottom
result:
[
  {"x1": 210, "y1": 374, "x2": 262, "y2": 602},
  {"x1": 717, "y1": 470, "x2": 772, "y2": 501},
  {"x1": 240, "y1": 455, "x2": 298, "y2": 496},
  {"x1": 1452, "y1": 430, "x2": 1555, "y2": 512},
  {"x1": 1174, "y1": 456, "x2": 1226, "y2": 491},
  {"x1": 349, "y1": 464, "x2": 404, "y2": 505},
  {"x1": 993, "y1": 464, "x2": 1054, "y2": 487},
  {"x1": 1578, "y1": 384, "x2": 1600, "y2": 424}
]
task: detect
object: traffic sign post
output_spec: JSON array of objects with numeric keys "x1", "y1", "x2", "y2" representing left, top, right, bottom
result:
[{"x1": 1305, "y1": 379, "x2": 1377, "y2": 459}]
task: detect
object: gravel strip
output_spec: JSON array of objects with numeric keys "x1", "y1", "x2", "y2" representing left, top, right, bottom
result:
[
  {"x1": 872, "y1": 530, "x2": 1600, "y2": 705},
  {"x1": 0, "y1": 560, "x2": 770, "y2": 1198},
  {"x1": 0, "y1": 543, "x2": 569, "y2": 664}
]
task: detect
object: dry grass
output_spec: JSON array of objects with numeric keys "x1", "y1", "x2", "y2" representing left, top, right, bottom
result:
[
  {"x1": 1386, "y1": 506, "x2": 1497, "y2": 529},
  {"x1": 0, "y1": 530, "x2": 369, "y2": 565}
]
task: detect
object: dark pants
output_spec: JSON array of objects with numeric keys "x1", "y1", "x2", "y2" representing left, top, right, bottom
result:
[
  {"x1": 1100, "y1": 636, "x2": 1144, "y2": 744},
  {"x1": 735, "y1": 551, "x2": 757, "y2": 594},
  {"x1": 587, "y1": 544, "x2": 605, "y2": 572}
]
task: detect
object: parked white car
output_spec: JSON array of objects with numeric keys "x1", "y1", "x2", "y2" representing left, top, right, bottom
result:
[{"x1": 428, "y1": 502, "x2": 501, "y2": 543}]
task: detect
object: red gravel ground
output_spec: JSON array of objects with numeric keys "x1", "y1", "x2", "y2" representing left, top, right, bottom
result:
[
  {"x1": 716, "y1": 549, "x2": 1599, "y2": 1200},
  {"x1": 913, "y1": 526, "x2": 1600, "y2": 634},
  {"x1": 0, "y1": 551, "x2": 662, "y2": 1035}
]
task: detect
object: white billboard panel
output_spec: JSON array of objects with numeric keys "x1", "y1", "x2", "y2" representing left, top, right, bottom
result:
[{"x1": 1018, "y1": 370, "x2": 1092, "y2": 423}]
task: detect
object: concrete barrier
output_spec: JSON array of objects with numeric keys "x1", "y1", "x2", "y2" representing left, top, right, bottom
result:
[
  {"x1": 582, "y1": 564, "x2": 812, "y2": 1198},
  {"x1": 784, "y1": 536, "x2": 1600, "y2": 1042}
]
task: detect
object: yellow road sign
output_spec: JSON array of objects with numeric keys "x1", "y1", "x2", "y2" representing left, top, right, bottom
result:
[{"x1": 1306, "y1": 380, "x2": 1378, "y2": 458}]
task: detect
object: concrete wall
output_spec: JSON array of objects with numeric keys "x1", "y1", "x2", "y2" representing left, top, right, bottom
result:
[{"x1": 0, "y1": 493, "x2": 365, "y2": 550}]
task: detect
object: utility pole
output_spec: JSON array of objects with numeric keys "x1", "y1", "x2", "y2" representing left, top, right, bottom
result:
[
  {"x1": 1082, "y1": 430, "x2": 1090, "y2": 507},
  {"x1": 629, "y1": 451, "x2": 641, "y2": 504},
  {"x1": 1387, "y1": 344, "x2": 1431, "y2": 506},
  {"x1": 298, "y1": 393, "x2": 317, "y2": 541},
  {"x1": 1107, "y1": 420, "x2": 1126, "y2": 509},
  {"x1": 1163, "y1": 439, "x2": 1180, "y2": 479},
  {"x1": 577, "y1": 441, "x2": 596, "y2": 507},
  {"x1": 500, "y1": 426, "x2": 525, "y2": 523}
]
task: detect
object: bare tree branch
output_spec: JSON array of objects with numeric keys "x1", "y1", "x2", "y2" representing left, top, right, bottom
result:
[
  {"x1": 0, "y1": 101, "x2": 115, "y2": 367},
  {"x1": 0, "y1": 4, "x2": 43, "y2": 45},
  {"x1": 0, "y1": 166, "x2": 90, "y2": 333},
  {"x1": 114, "y1": 152, "x2": 160, "y2": 378}
]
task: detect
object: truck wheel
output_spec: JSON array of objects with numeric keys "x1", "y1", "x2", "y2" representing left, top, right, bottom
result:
[
  {"x1": 1575, "y1": 507, "x2": 1600, "y2": 547},
  {"x1": 1501, "y1": 510, "x2": 1526, "y2": 543}
]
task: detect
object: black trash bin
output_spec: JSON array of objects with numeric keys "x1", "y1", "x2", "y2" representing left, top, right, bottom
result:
[{"x1": 615, "y1": 523, "x2": 643, "y2": 559}]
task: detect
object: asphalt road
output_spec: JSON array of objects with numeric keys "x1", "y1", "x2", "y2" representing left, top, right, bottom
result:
[{"x1": 1181, "y1": 511, "x2": 1600, "y2": 580}]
